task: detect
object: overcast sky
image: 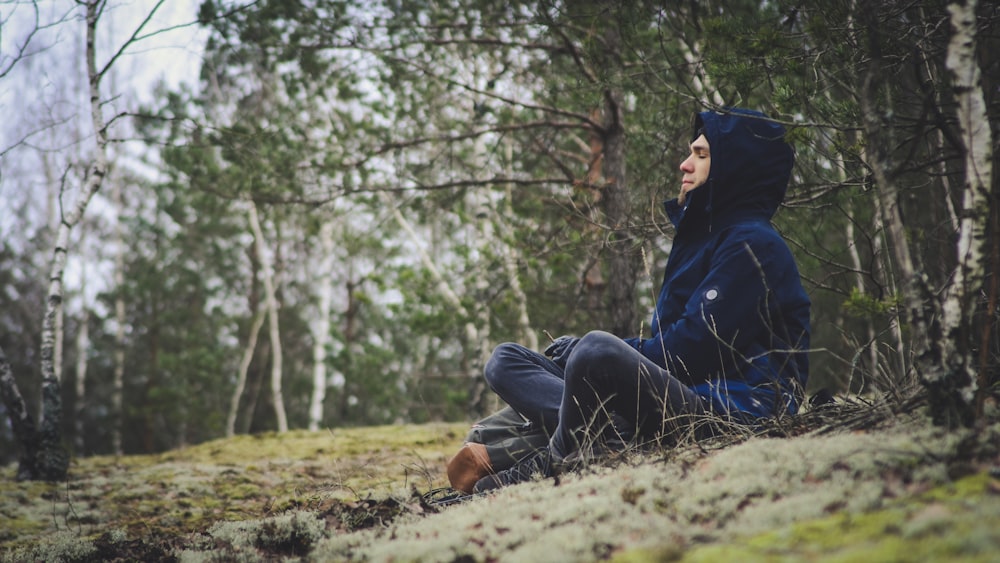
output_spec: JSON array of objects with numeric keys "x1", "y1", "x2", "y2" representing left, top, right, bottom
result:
[
  {"x1": 0, "y1": 0, "x2": 209, "y2": 310},
  {"x1": 0, "y1": 0, "x2": 207, "y2": 214}
]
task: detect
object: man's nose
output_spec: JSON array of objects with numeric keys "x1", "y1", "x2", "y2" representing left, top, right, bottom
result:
[{"x1": 680, "y1": 156, "x2": 692, "y2": 172}]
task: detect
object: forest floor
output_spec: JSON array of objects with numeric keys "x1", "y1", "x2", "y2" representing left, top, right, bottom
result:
[{"x1": 2, "y1": 396, "x2": 1000, "y2": 562}]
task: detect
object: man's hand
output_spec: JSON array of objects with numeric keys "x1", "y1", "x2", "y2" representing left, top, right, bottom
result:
[{"x1": 544, "y1": 335, "x2": 580, "y2": 368}]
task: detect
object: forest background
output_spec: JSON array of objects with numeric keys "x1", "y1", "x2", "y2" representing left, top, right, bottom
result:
[{"x1": 1, "y1": 0, "x2": 997, "y2": 475}]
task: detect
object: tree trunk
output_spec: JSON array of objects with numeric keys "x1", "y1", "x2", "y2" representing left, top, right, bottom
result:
[
  {"x1": 340, "y1": 277, "x2": 359, "y2": 423},
  {"x1": 939, "y1": 0, "x2": 991, "y2": 424},
  {"x1": 227, "y1": 310, "x2": 264, "y2": 437},
  {"x1": 0, "y1": 345, "x2": 45, "y2": 480},
  {"x1": 111, "y1": 176, "x2": 126, "y2": 456},
  {"x1": 869, "y1": 194, "x2": 908, "y2": 388},
  {"x1": 598, "y1": 24, "x2": 639, "y2": 338},
  {"x1": 74, "y1": 308, "x2": 89, "y2": 454},
  {"x1": 240, "y1": 240, "x2": 263, "y2": 434},
  {"x1": 308, "y1": 221, "x2": 335, "y2": 431},
  {"x1": 844, "y1": 207, "x2": 879, "y2": 390},
  {"x1": 859, "y1": 0, "x2": 989, "y2": 428},
  {"x1": 247, "y1": 200, "x2": 288, "y2": 433},
  {"x1": 501, "y1": 139, "x2": 537, "y2": 351},
  {"x1": 53, "y1": 297, "x2": 63, "y2": 409},
  {"x1": 11, "y1": 0, "x2": 113, "y2": 480},
  {"x1": 599, "y1": 94, "x2": 638, "y2": 337}
]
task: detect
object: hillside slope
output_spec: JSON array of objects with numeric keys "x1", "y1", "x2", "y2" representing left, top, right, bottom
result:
[{"x1": 2, "y1": 404, "x2": 998, "y2": 562}]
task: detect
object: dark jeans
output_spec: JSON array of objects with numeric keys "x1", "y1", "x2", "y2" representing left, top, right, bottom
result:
[
  {"x1": 484, "y1": 341, "x2": 565, "y2": 434},
  {"x1": 485, "y1": 330, "x2": 707, "y2": 461}
]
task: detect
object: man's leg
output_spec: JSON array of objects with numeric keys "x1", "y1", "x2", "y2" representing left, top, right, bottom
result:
[
  {"x1": 473, "y1": 332, "x2": 705, "y2": 493},
  {"x1": 549, "y1": 331, "x2": 706, "y2": 460},
  {"x1": 449, "y1": 342, "x2": 562, "y2": 494},
  {"x1": 483, "y1": 342, "x2": 565, "y2": 433},
  {"x1": 447, "y1": 406, "x2": 549, "y2": 493}
]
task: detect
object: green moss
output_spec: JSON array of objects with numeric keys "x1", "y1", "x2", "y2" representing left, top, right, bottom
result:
[
  {"x1": 0, "y1": 423, "x2": 465, "y2": 555},
  {"x1": 918, "y1": 471, "x2": 991, "y2": 502},
  {"x1": 0, "y1": 516, "x2": 48, "y2": 544},
  {"x1": 677, "y1": 473, "x2": 1000, "y2": 563},
  {"x1": 5, "y1": 418, "x2": 999, "y2": 561}
]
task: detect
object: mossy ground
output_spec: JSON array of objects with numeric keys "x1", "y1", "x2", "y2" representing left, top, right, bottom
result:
[
  {"x1": 2, "y1": 411, "x2": 999, "y2": 562},
  {"x1": 0, "y1": 423, "x2": 463, "y2": 560}
]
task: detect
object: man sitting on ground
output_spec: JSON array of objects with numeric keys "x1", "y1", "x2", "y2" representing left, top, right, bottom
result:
[{"x1": 449, "y1": 108, "x2": 811, "y2": 493}]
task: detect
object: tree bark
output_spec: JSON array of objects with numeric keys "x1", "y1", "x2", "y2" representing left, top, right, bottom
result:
[
  {"x1": 500, "y1": 139, "x2": 537, "y2": 351},
  {"x1": 308, "y1": 221, "x2": 335, "y2": 431},
  {"x1": 74, "y1": 308, "x2": 89, "y2": 454},
  {"x1": 248, "y1": 200, "x2": 288, "y2": 433},
  {"x1": 597, "y1": 22, "x2": 639, "y2": 338},
  {"x1": 17, "y1": 0, "x2": 114, "y2": 480},
  {"x1": 0, "y1": 345, "x2": 44, "y2": 480},
  {"x1": 111, "y1": 176, "x2": 125, "y2": 456},
  {"x1": 859, "y1": 0, "x2": 989, "y2": 427},
  {"x1": 940, "y1": 0, "x2": 991, "y2": 423},
  {"x1": 227, "y1": 310, "x2": 264, "y2": 437}
]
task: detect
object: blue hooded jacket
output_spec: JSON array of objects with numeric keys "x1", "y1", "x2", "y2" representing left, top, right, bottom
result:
[{"x1": 622, "y1": 109, "x2": 810, "y2": 420}]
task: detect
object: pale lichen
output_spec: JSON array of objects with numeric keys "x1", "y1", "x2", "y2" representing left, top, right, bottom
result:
[{"x1": 4, "y1": 417, "x2": 999, "y2": 561}]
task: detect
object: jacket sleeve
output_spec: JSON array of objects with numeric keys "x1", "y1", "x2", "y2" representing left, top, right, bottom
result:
[{"x1": 632, "y1": 230, "x2": 788, "y2": 385}]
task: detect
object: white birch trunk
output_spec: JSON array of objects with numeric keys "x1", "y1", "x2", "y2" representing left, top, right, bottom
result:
[
  {"x1": 248, "y1": 200, "x2": 288, "y2": 433},
  {"x1": 678, "y1": 39, "x2": 726, "y2": 107},
  {"x1": 500, "y1": 139, "x2": 537, "y2": 350},
  {"x1": 74, "y1": 308, "x2": 89, "y2": 453},
  {"x1": 869, "y1": 195, "x2": 907, "y2": 385},
  {"x1": 308, "y1": 221, "x2": 336, "y2": 431},
  {"x1": 54, "y1": 299, "x2": 63, "y2": 386},
  {"x1": 32, "y1": 0, "x2": 110, "y2": 478},
  {"x1": 844, "y1": 209, "x2": 879, "y2": 389},
  {"x1": 940, "y1": 0, "x2": 991, "y2": 416},
  {"x1": 227, "y1": 310, "x2": 265, "y2": 437},
  {"x1": 111, "y1": 177, "x2": 126, "y2": 456},
  {"x1": 380, "y1": 192, "x2": 476, "y2": 342},
  {"x1": 471, "y1": 186, "x2": 496, "y2": 414},
  {"x1": 862, "y1": 0, "x2": 990, "y2": 427}
]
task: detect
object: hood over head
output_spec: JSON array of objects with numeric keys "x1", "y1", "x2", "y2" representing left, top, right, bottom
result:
[{"x1": 678, "y1": 108, "x2": 794, "y2": 230}]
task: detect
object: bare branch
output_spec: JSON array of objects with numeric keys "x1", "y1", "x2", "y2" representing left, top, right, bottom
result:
[
  {"x1": 348, "y1": 119, "x2": 588, "y2": 169},
  {"x1": 0, "y1": 1, "x2": 76, "y2": 79},
  {"x1": 379, "y1": 53, "x2": 603, "y2": 131},
  {"x1": 536, "y1": 6, "x2": 597, "y2": 84},
  {"x1": 97, "y1": 0, "x2": 166, "y2": 79}
]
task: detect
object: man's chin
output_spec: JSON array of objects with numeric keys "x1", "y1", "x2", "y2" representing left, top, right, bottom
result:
[{"x1": 681, "y1": 183, "x2": 708, "y2": 204}]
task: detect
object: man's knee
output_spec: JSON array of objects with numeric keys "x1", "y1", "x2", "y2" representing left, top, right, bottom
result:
[
  {"x1": 567, "y1": 330, "x2": 626, "y2": 371},
  {"x1": 484, "y1": 342, "x2": 522, "y2": 390}
]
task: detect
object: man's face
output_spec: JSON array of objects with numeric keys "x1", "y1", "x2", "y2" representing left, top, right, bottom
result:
[{"x1": 678, "y1": 134, "x2": 711, "y2": 204}]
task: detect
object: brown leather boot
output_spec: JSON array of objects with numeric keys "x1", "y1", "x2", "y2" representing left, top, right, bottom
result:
[{"x1": 447, "y1": 442, "x2": 492, "y2": 493}]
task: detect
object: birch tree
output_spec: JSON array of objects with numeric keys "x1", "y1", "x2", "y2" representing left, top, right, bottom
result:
[
  {"x1": 227, "y1": 309, "x2": 264, "y2": 437},
  {"x1": 0, "y1": 0, "x2": 116, "y2": 480},
  {"x1": 247, "y1": 200, "x2": 288, "y2": 433},
  {"x1": 110, "y1": 174, "x2": 126, "y2": 455},
  {"x1": 937, "y1": 0, "x2": 992, "y2": 424},
  {"x1": 308, "y1": 220, "x2": 336, "y2": 431},
  {"x1": 856, "y1": 0, "x2": 992, "y2": 427}
]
